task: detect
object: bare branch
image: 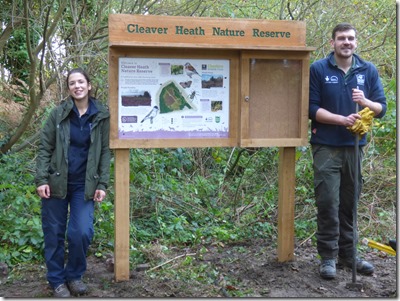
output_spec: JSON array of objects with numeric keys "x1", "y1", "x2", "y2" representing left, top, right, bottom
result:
[
  {"x1": 287, "y1": 2, "x2": 294, "y2": 20},
  {"x1": 34, "y1": 1, "x2": 69, "y2": 57},
  {"x1": 38, "y1": 1, "x2": 54, "y2": 94}
]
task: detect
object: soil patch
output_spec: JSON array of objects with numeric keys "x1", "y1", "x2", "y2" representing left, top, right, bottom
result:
[{"x1": 0, "y1": 238, "x2": 396, "y2": 298}]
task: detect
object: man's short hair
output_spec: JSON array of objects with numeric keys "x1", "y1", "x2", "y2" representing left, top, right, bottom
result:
[{"x1": 332, "y1": 23, "x2": 357, "y2": 39}]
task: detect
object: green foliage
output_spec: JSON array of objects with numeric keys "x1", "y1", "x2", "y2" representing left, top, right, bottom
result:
[
  {"x1": 2, "y1": 132, "x2": 395, "y2": 266},
  {"x1": 0, "y1": 152, "x2": 43, "y2": 265},
  {"x1": 0, "y1": 27, "x2": 40, "y2": 85},
  {"x1": 368, "y1": 78, "x2": 396, "y2": 153}
]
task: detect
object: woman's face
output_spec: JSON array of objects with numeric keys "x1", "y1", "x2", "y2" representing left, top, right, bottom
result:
[{"x1": 67, "y1": 72, "x2": 91, "y2": 101}]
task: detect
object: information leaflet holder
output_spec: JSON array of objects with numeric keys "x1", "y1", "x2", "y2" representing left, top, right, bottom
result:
[{"x1": 108, "y1": 14, "x2": 315, "y2": 281}]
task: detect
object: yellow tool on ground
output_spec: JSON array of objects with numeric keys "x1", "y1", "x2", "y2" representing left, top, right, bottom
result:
[
  {"x1": 362, "y1": 238, "x2": 396, "y2": 256},
  {"x1": 347, "y1": 107, "x2": 375, "y2": 137}
]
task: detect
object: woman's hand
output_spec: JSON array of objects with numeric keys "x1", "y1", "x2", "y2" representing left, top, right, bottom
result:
[
  {"x1": 37, "y1": 184, "x2": 51, "y2": 199},
  {"x1": 94, "y1": 189, "x2": 106, "y2": 202}
]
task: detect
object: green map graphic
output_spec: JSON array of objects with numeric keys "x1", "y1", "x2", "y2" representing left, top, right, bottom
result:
[{"x1": 158, "y1": 81, "x2": 195, "y2": 113}]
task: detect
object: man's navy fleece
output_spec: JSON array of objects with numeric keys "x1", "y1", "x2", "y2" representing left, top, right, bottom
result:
[{"x1": 309, "y1": 52, "x2": 386, "y2": 147}]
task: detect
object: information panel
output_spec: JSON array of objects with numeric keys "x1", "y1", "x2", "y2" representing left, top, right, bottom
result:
[{"x1": 118, "y1": 57, "x2": 230, "y2": 139}]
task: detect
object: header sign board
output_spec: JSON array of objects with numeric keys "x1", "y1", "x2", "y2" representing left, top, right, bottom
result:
[{"x1": 109, "y1": 14, "x2": 307, "y2": 49}]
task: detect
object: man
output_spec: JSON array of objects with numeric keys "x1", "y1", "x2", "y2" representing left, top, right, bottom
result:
[{"x1": 308, "y1": 23, "x2": 386, "y2": 279}]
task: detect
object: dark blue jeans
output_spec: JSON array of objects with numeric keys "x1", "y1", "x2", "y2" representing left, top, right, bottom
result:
[
  {"x1": 312, "y1": 144, "x2": 363, "y2": 260},
  {"x1": 41, "y1": 184, "x2": 94, "y2": 288}
]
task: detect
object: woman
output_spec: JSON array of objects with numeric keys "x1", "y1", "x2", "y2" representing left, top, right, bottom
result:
[{"x1": 35, "y1": 68, "x2": 111, "y2": 297}]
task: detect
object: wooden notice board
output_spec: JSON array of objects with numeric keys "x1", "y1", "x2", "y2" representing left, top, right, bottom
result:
[{"x1": 108, "y1": 14, "x2": 315, "y2": 281}]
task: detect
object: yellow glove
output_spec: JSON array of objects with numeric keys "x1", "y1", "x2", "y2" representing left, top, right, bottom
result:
[{"x1": 347, "y1": 107, "x2": 375, "y2": 137}]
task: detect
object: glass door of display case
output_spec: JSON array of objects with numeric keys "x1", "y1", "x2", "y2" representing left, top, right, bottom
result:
[{"x1": 240, "y1": 51, "x2": 311, "y2": 147}]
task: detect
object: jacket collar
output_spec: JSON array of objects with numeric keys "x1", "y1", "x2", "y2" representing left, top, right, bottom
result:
[
  {"x1": 327, "y1": 51, "x2": 366, "y2": 70},
  {"x1": 59, "y1": 96, "x2": 109, "y2": 121}
]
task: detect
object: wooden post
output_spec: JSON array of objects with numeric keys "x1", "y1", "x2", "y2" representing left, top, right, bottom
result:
[
  {"x1": 114, "y1": 149, "x2": 130, "y2": 281},
  {"x1": 277, "y1": 147, "x2": 296, "y2": 262}
]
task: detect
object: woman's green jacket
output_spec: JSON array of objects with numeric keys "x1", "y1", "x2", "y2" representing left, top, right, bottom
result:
[{"x1": 35, "y1": 97, "x2": 111, "y2": 200}]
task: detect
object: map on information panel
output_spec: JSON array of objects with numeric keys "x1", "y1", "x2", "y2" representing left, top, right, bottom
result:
[{"x1": 118, "y1": 57, "x2": 230, "y2": 139}]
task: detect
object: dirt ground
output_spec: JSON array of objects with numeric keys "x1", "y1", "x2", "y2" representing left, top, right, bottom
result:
[{"x1": 0, "y1": 238, "x2": 397, "y2": 298}]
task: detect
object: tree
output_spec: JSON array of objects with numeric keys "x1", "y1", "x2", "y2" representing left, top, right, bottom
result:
[
  {"x1": 0, "y1": 0, "x2": 108, "y2": 154},
  {"x1": 0, "y1": 0, "x2": 396, "y2": 154},
  {"x1": 0, "y1": 0, "x2": 70, "y2": 154}
]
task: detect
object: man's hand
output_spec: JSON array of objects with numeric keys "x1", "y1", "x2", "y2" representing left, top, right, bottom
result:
[
  {"x1": 341, "y1": 113, "x2": 361, "y2": 127},
  {"x1": 347, "y1": 107, "x2": 375, "y2": 136},
  {"x1": 352, "y1": 88, "x2": 367, "y2": 107},
  {"x1": 316, "y1": 108, "x2": 360, "y2": 126},
  {"x1": 352, "y1": 88, "x2": 383, "y2": 116}
]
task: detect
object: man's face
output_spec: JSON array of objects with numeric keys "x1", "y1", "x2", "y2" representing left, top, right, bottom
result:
[{"x1": 330, "y1": 29, "x2": 357, "y2": 59}]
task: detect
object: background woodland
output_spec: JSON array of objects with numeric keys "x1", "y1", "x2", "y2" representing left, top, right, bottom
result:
[{"x1": 0, "y1": 0, "x2": 396, "y2": 270}]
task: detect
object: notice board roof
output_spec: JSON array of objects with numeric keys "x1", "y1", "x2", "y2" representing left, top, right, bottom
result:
[{"x1": 108, "y1": 14, "x2": 314, "y2": 51}]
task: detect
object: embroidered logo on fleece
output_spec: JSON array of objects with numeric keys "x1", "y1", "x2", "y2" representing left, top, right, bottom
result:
[
  {"x1": 324, "y1": 75, "x2": 339, "y2": 84},
  {"x1": 356, "y1": 74, "x2": 365, "y2": 87}
]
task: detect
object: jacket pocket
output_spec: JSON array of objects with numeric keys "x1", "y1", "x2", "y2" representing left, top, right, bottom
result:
[
  {"x1": 86, "y1": 173, "x2": 100, "y2": 199},
  {"x1": 92, "y1": 174, "x2": 100, "y2": 190},
  {"x1": 48, "y1": 170, "x2": 64, "y2": 197}
]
